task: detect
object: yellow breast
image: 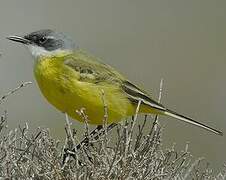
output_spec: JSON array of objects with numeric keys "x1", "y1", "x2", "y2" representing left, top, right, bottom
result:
[{"x1": 33, "y1": 55, "x2": 137, "y2": 125}]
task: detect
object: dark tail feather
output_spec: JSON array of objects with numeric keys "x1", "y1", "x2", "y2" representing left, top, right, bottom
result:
[{"x1": 164, "y1": 109, "x2": 223, "y2": 136}]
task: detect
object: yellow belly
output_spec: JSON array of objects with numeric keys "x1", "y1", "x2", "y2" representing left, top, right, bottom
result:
[{"x1": 34, "y1": 56, "x2": 140, "y2": 125}]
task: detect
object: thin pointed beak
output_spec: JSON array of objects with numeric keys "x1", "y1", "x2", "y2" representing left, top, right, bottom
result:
[{"x1": 7, "y1": 35, "x2": 30, "y2": 44}]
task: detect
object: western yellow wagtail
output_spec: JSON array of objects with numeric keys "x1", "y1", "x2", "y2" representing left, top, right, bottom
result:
[{"x1": 7, "y1": 29, "x2": 222, "y2": 136}]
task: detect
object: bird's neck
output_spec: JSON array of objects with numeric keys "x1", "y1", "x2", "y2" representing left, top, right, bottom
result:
[{"x1": 27, "y1": 45, "x2": 73, "y2": 59}]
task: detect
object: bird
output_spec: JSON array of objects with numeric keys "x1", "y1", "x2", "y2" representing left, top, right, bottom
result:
[{"x1": 7, "y1": 29, "x2": 222, "y2": 136}]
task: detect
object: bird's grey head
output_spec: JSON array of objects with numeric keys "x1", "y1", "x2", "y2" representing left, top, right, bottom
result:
[{"x1": 7, "y1": 29, "x2": 76, "y2": 58}]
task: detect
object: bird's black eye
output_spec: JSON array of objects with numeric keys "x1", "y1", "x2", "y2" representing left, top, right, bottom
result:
[{"x1": 39, "y1": 37, "x2": 47, "y2": 44}]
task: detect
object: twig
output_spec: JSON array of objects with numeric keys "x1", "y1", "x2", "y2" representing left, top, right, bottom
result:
[
  {"x1": 124, "y1": 99, "x2": 141, "y2": 158},
  {"x1": 154, "y1": 78, "x2": 164, "y2": 130},
  {"x1": 0, "y1": 81, "x2": 32, "y2": 105},
  {"x1": 134, "y1": 115, "x2": 148, "y2": 151},
  {"x1": 76, "y1": 108, "x2": 90, "y2": 138},
  {"x1": 64, "y1": 113, "x2": 76, "y2": 148},
  {"x1": 0, "y1": 80, "x2": 222, "y2": 179},
  {"x1": 100, "y1": 89, "x2": 108, "y2": 139}
]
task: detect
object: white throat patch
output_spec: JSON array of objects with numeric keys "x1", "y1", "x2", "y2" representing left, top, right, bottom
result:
[{"x1": 27, "y1": 45, "x2": 72, "y2": 59}]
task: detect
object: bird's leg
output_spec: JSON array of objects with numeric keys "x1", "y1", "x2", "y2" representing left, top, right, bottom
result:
[
  {"x1": 93, "y1": 123, "x2": 117, "y2": 141},
  {"x1": 63, "y1": 112, "x2": 79, "y2": 165},
  {"x1": 62, "y1": 111, "x2": 98, "y2": 165},
  {"x1": 76, "y1": 125, "x2": 103, "y2": 150},
  {"x1": 75, "y1": 123, "x2": 117, "y2": 150},
  {"x1": 63, "y1": 121, "x2": 117, "y2": 165},
  {"x1": 71, "y1": 123, "x2": 117, "y2": 165},
  {"x1": 63, "y1": 112, "x2": 93, "y2": 165}
]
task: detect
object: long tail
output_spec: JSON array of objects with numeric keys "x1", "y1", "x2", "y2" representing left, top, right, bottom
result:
[
  {"x1": 164, "y1": 109, "x2": 223, "y2": 136},
  {"x1": 122, "y1": 80, "x2": 223, "y2": 136}
]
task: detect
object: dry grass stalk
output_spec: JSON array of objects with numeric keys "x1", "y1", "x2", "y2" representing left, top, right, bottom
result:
[{"x1": 0, "y1": 81, "x2": 224, "y2": 179}]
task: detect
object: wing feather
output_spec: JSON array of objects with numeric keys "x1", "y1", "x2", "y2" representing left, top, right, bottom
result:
[
  {"x1": 64, "y1": 51, "x2": 123, "y2": 84},
  {"x1": 122, "y1": 81, "x2": 166, "y2": 111},
  {"x1": 64, "y1": 50, "x2": 165, "y2": 110},
  {"x1": 62, "y1": 50, "x2": 223, "y2": 136}
]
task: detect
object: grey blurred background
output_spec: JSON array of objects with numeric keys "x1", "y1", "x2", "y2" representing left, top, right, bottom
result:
[{"x1": 0, "y1": 0, "x2": 225, "y2": 171}]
